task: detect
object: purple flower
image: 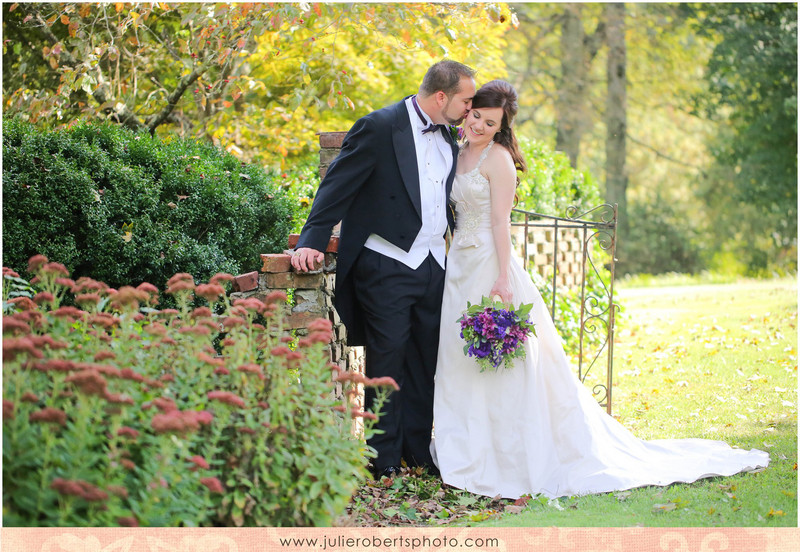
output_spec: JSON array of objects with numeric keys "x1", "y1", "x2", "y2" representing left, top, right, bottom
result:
[{"x1": 457, "y1": 297, "x2": 536, "y2": 372}]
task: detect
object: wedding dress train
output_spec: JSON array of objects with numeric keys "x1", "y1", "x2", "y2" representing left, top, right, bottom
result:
[{"x1": 431, "y1": 142, "x2": 769, "y2": 499}]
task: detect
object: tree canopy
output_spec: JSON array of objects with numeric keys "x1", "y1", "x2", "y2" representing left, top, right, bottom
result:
[
  {"x1": 3, "y1": 2, "x2": 515, "y2": 168},
  {"x1": 693, "y1": 3, "x2": 797, "y2": 271}
]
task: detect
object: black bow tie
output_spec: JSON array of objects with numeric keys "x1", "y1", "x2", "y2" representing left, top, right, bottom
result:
[
  {"x1": 422, "y1": 123, "x2": 445, "y2": 134},
  {"x1": 411, "y1": 95, "x2": 443, "y2": 135}
]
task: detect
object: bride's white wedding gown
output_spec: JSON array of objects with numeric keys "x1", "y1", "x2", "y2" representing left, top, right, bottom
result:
[{"x1": 431, "y1": 142, "x2": 769, "y2": 499}]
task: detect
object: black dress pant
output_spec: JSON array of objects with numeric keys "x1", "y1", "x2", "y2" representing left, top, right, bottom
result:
[{"x1": 353, "y1": 247, "x2": 445, "y2": 472}]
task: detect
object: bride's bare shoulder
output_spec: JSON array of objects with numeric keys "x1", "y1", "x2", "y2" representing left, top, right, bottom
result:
[{"x1": 484, "y1": 143, "x2": 516, "y2": 173}]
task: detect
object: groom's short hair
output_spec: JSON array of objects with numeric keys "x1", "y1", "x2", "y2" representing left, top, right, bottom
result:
[{"x1": 420, "y1": 60, "x2": 476, "y2": 98}]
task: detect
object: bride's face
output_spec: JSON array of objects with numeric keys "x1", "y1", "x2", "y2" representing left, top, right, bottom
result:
[{"x1": 464, "y1": 107, "x2": 504, "y2": 145}]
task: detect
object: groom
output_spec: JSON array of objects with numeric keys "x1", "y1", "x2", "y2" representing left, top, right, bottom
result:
[{"x1": 291, "y1": 60, "x2": 476, "y2": 478}]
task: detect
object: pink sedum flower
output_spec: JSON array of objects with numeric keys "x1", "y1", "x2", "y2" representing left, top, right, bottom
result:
[
  {"x1": 117, "y1": 426, "x2": 140, "y2": 438},
  {"x1": 29, "y1": 407, "x2": 67, "y2": 427},
  {"x1": 207, "y1": 390, "x2": 245, "y2": 408},
  {"x1": 188, "y1": 455, "x2": 210, "y2": 470},
  {"x1": 200, "y1": 477, "x2": 225, "y2": 494},
  {"x1": 27, "y1": 254, "x2": 49, "y2": 273}
]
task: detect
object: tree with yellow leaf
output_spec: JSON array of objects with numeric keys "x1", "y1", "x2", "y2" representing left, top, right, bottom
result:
[
  {"x1": 224, "y1": 3, "x2": 514, "y2": 168},
  {"x1": 3, "y1": 2, "x2": 515, "y2": 168}
]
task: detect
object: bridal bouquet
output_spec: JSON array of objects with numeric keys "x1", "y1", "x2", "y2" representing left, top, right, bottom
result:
[{"x1": 457, "y1": 296, "x2": 536, "y2": 372}]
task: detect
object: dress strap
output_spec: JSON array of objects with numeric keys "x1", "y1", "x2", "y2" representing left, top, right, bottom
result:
[{"x1": 475, "y1": 141, "x2": 495, "y2": 170}]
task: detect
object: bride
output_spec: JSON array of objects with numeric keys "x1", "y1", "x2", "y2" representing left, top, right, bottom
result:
[{"x1": 431, "y1": 79, "x2": 769, "y2": 499}]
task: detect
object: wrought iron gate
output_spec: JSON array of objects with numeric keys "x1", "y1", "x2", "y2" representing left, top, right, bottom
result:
[{"x1": 510, "y1": 204, "x2": 618, "y2": 414}]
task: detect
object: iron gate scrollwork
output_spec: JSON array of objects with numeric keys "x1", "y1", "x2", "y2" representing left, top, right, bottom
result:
[{"x1": 510, "y1": 204, "x2": 618, "y2": 414}]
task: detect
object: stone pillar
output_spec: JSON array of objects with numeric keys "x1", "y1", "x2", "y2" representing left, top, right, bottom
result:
[
  {"x1": 230, "y1": 235, "x2": 365, "y2": 407},
  {"x1": 318, "y1": 131, "x2": 347, "y2": 179}
]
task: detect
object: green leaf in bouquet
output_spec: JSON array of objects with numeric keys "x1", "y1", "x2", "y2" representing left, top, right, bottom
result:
[{"x1": 515, "y1": 302, "x2": 533, "y2": 319}]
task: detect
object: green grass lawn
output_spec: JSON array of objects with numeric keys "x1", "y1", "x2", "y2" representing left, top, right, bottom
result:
[{"x1": 476, "y1": 277, "x2": 797, "y2": 527}]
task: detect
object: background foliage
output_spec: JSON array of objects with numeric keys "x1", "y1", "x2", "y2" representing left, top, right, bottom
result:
[
  {"x1": 515, "y1": 137, "x2": 602, "y2": 215},
  {"x1": 691, "y1": 3, "x2": 797, "y2": 275},
  {"x1": 2, "y1": 2, "x2": 514, "y2": 168},
  {"x1": 2, "y1": 119, "x2": 295, "y2": 289},
  {"x1": 2, "y1": 2, "x2": 796, "y2": 277},
  {"x1": 502, "y1": 2, "x2": 796, "y2": 276}
]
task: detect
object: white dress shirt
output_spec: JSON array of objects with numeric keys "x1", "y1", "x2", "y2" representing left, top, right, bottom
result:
[{"x1": 363, "y1": 97, "x2": 452, "y2": 269}]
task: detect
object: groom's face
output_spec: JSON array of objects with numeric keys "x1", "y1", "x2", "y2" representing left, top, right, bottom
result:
[{"x1": 441, "y1": 76, "x2": 476, "y2": 126}]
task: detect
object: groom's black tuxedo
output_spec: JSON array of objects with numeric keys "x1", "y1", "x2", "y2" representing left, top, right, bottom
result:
[
  {"x1": 296, "y1": 97, "x2": 458, "y2": 472},
  {"x1": 296, "y1": 98, "x2": 458, "y2": 345}
]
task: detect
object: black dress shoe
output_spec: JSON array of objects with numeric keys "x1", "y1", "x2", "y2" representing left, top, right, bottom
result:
[{"x1": 377, "y1": 465, "x2": 401, "y2": 479}]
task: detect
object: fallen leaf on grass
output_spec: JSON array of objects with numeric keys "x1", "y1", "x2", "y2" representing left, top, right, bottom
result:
[
  {"x1": 767, "y1": 508, "x2": 786, "y2": 517},
  {"x1": 513, "y1": 496, "x2": 531, "y2": 507},
  {"x1": 504, "y1": 505, "x2": 524, "y2": 515},
  {"x1": 653, "y1": 502, "x2": 677, "y2": 513},
  {"x1": 469, "y1": 509, "x2": 499, "y2": 522}
]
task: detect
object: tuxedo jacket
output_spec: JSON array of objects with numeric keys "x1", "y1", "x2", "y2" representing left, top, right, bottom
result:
[{"x1": 296, "y1": 98, "x2": 459, "y2": 345}]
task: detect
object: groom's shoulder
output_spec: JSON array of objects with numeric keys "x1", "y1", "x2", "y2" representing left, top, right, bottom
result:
[{"x1": 362, "y1": 98, "x2": 407, "y2": 126}]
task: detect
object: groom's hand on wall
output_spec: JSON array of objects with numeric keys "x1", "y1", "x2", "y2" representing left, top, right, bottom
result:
[{"x1": 291, "y1": 248, "x2": 324, "y2": 272}]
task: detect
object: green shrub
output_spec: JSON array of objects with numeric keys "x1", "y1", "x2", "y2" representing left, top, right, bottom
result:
[
  {"x1": 620, "y1": 199, "x2": 703, "y2": 276},
  {"x1": 516, "y1": 138, "x2": 603, "y2": 216},
  {"x1": 2, "y1": 256, "x2": 392, "y2": 527},
  {"x1": 2, "y1": 119, "x2": 296, "y2": 290},
  {"x1": 267, "y1": 157, "x2": 321, "y2": 234},
  {"x1": 529, "y1": 268, "x2": 613, "y2": 359}
]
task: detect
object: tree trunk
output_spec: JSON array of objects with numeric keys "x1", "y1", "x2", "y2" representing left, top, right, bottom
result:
[
  {"x1": 605, "y1": 3, "x2": 628, "y2": 250},
  {"x1": 556, "y1": 4, "x2": 606, "y2": 168},
  {"x1": 556, "y1": 4, "x2": 585, "y2": 168}
]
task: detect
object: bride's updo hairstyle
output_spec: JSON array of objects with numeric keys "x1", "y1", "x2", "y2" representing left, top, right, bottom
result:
[{"x1": 471, "y1": 80, "x2": 527, "y2": 176}]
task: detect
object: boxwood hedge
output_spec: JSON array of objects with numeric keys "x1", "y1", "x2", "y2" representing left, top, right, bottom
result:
[{"x1": 3, "y1": 119, "x2": 296, "y2": 289}]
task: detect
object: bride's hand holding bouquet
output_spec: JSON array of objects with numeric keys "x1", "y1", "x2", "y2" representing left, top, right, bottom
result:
[{"x1": 457, "y1": 295, "x2": 535, "y2": 372}]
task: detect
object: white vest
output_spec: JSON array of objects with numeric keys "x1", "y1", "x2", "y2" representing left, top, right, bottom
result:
[{"x1": 363, "y1": 97, "x2": 451, "y2": 269}]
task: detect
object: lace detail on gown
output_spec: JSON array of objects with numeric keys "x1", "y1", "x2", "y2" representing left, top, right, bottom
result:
[{"x1": 452, "y1": 141, "x2": 494, "y2": 249}]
